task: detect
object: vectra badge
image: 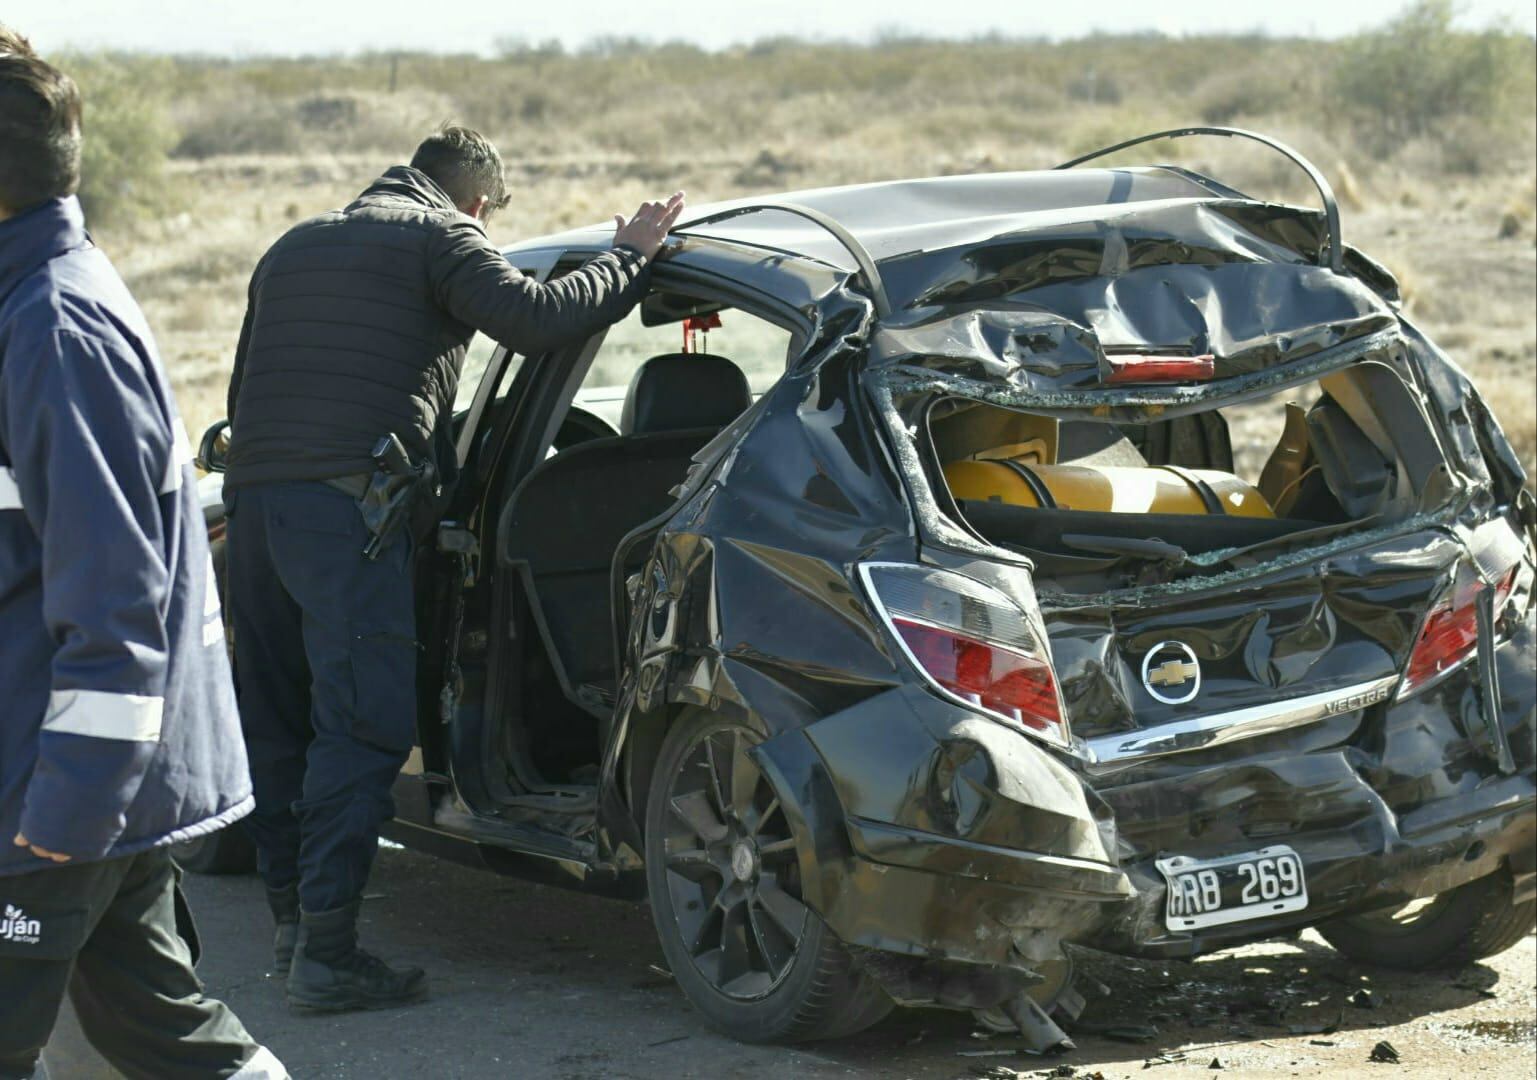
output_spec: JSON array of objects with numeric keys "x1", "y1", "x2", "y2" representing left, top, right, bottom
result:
[{"x1": 1142, "y1": 641, "x2": 1201, "y2": 705}]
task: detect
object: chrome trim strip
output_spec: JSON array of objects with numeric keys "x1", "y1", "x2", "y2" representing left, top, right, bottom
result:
[{"x1": 1086, "y1": 675, "x2": 1399, "y2": 765}]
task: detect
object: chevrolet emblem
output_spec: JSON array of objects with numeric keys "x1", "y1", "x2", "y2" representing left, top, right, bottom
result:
[
  {"x1": 1148, "y1": 659, "x2": 1199, "y2": 687},
  {"x1": 1142, "y1": 641, "x2": 1202, "y2": 705}
]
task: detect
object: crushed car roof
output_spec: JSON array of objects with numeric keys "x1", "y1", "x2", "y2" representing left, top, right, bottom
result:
[
  {"x1": 502, "y1": 166, "x2": 1241, "y2": 265},
  {"x1": 503, "y1": 145, "x2": 1409, "y2": 396},
  {"x1": 501, "y1": 163, "x2": 1396, "y2": 321}
]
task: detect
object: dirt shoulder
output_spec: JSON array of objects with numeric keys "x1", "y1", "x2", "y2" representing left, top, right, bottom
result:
[
  {"x1": 135, "y1": 846, "x2": 1536, "y2": 1079},
  {"x1": 829, "y1": 933, "x2": 1537, "y2": 1080}
]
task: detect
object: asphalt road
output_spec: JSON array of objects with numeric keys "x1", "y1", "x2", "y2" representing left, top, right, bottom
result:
[{"x1": 42, "y1": 841, "x2": 1537, "y2": 1079}]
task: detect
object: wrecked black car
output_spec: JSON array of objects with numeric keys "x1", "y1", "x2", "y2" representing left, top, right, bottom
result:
[{"x1": 191, "y1": 127, "x2": 1536, "y2": 1045}]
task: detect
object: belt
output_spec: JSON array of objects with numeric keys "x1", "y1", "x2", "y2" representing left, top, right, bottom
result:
[{"x1": 323, "y1": 473, "x2": 371, "y2": 499}]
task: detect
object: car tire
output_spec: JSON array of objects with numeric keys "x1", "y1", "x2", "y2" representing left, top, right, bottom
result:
[
  {"x1": 643, "y1": 708, "x2": 893, "y2": 1043},
  {"x1": 1317, "y1": 870, "x2": 1535, "y2": 969},
  {"x1": 171, "y1": 824, "x2": 258, "y2": 876}
]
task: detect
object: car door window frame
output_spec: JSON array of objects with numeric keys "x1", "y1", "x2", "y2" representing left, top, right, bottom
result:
[
  {"x1": 453, "y1": 251, "x2": 559, "y2": 450},
  {"x1": 465, "y1": 248, "x2": 817, "y2": 577},
  {"x1": 457, "y1": 252, "x2": 815, "y2": 805},
  {"x1": 545, "y1": 259, "x2": 813, "y2": 456}
]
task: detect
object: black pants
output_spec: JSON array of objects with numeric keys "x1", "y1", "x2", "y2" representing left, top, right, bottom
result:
[
  {"x1": 225, "y1": 481, "x2": 417, "y2": 914},
  {"x1": 0, "y1": 847, "x2": 284, "y2": 1080}
]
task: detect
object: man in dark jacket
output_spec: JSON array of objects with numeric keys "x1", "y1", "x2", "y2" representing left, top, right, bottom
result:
[
  {"x1": 224, "y1": 125, "x2": 682, "y2": 1012},
  {"x1": 0, "y1": 32, "x2": 286, "y2": 1079}
]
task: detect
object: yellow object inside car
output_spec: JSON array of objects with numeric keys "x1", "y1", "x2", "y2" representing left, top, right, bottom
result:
[
  {"x1": 931, "y1": 400, "x2": 1277, "y2": 518},
  {"x1": 943, "y1": 460, "x2": 1276, "y2": 518}
]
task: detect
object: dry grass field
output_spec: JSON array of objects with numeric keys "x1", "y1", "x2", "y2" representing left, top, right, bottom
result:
[{"x1": 55, "y1": 4, "x2": 1537, "y2": 476}]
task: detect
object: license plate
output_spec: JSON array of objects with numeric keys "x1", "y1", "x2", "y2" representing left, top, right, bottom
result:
[{"x1": 1156, "y1": 845, "x2": 1308, "y2": 931}]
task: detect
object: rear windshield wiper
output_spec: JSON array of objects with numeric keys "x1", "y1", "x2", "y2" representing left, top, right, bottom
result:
[{"x1": 1061, "y1": 533, "x2": 1188, "y2": 564}]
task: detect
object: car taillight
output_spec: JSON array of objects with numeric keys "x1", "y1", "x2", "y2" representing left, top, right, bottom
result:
[
  {"x1": 859, "y1": 562, "x2": 1070, "y2": 748},
  {"x1": 1399, "y1": 568, "x2": 1517, "y2": 699},
  {"x1": 1104, "y1": 354, "x2": 1216, "y2": 384}
]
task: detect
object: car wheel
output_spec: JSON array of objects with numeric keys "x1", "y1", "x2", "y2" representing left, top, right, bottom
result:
[
  {"x1": 1317, "y1": 871, "x2": 1535, "y2": 969},
  {"x1": 172, "y1": 824, "x2": 257, "y2": 875},
  {"x1": 643, "y1": 708, "x2": 893, "y2": 1043}
]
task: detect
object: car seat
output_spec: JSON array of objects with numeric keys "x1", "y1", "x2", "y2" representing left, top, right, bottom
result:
[{"x1": 498, "y1": 352, "x2": 752, "y2": 714}]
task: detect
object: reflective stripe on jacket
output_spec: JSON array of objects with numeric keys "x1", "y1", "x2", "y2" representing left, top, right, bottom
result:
[{"x1": 0, "y1": 197, "x2": 252, "y2": 872}]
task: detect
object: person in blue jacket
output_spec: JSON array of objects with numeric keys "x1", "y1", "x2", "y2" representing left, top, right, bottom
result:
[{"x1": 0, "y1": 30, "x2": 287, "y2": 1080}]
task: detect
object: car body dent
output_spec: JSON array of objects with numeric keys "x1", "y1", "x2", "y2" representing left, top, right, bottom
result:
[
  {"x1": 579, "y1": 164, "x2": 1535, "y2": 1006},
  {"x1": 744, "y1": 605, "x2": 1534, "y2": 982},
  {"x1": 1097, "y1": 612, "x2": 1536, "y2": 953},
  {"x1": 594, "y1": 323, "x2": 1531, "y2": 1003},
  {"x1": 748, "y1": 698, "x2": 1128, "y2": 983},
  {"x1": 600, "y1": 316, "x2": 910, "y2": 806}
]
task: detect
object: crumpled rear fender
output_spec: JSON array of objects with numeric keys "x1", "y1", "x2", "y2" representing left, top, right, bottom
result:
[
  {"x1": 601, "y1": 335, "x2": 915, "y2": 859},
  {"x1": 750, "y1": 683, "x2": 1131, "y2": 974}
]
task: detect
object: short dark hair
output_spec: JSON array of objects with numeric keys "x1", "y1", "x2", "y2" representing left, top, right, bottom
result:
[
  {"x1": 410, "y1": 125, "x2": 507, "y2": 213},
  {"x1": 0, "y1": 41, "x2": 81, "y2": 213},
  {"x1": 0, "y1": 23, "x2": 36, "y2": 56}
]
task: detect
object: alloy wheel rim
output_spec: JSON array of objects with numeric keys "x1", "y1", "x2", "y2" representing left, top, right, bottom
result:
[{"x1": 661, "y1": 724, "x2": 809, "y2": 1001}]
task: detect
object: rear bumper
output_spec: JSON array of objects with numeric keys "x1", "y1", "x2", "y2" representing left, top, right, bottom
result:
[
  {"x1": 1094, "y1": 606, "x2": 1537, "y2": 954},
  {"x1": 753, "y1": 617, "x2": 1536, "y2": 990},
  {"x1": 1095, "y1": 769, "x2": 1534, "y2": 957}
]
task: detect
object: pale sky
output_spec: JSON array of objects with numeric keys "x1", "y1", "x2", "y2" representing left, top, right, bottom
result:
[{"x1": 9, "y1": 0, "x2": 1535, "y2": 56}]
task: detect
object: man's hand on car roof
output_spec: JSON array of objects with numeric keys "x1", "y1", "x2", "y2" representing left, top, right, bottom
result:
[{"x1": 613, "y1": 191, "x2": 685, "y2": 260}]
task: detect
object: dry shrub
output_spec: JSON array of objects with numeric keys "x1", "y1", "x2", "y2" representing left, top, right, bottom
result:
[
  {"x1": 734, "y1": 148, "x2": 808, "y2": 188},
  {"x1": 1334, "y1": 162, "x2": 1366, "y2": 212},
  {"x1": 1499, "y1": 178, "x2": 1536, "y2": 238},
  {"x1": 174, "y1": 382, "x2": 229, "y2": 451},
  {"x1": 1463, "y1": 354, "x2": 1537, "y2": 480},
  {"x1": 128, "y1": 243, "x2": 255, "y2": 304},
  {"x1": 56, "y1": 19, "x2": 1537, "y2": 226},
  {"x1": 1326, "y1": 0, "x2": 1535, "y2": 168},
  {"x1": 1436, "y1": 123, "x2": 1535, "y2": 178},
  {"x1": 174, "y1": 89, "x2": 458, "y2": 160},
  {"x1": 1195, "y1": 59, "x2": 1316, "y2": 126},
  {"x1": 63, "y1": 54, "x2": 179, "y2": 227},
  {"x1": 173, "y1": 94, "x2": 300, "y2": 158}
]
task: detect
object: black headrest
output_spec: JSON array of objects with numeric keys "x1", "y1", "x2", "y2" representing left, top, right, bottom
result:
[{"x1": 620, "y1": 352, "x2": 752, "y2": 436}]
